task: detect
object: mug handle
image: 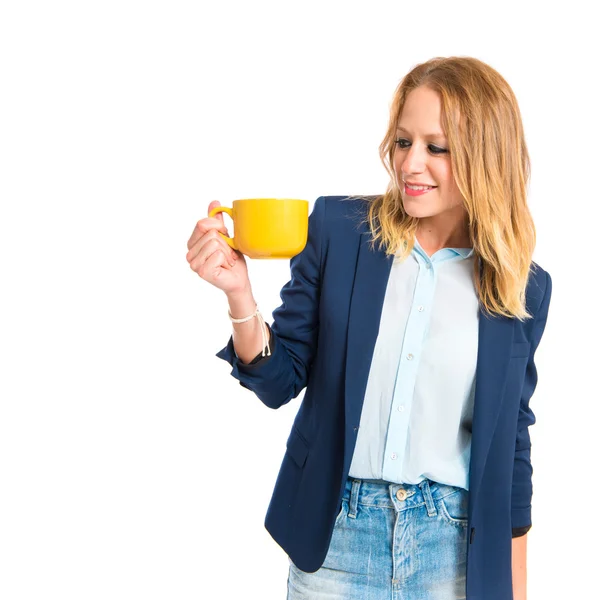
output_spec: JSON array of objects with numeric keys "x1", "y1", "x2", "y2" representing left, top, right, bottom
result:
[{"x1": 208, "y1": 206, "x2": 237, "y2": 250}]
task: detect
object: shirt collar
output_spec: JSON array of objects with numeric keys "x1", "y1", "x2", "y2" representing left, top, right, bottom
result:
[{"x1": 412, "y1": 236, "x2": 474, "y2": 263}]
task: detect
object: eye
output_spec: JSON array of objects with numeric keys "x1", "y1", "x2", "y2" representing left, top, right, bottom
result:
[
  {"x1": 394, "y1": 138, "x2": 411, "y2": 149},
  {"x1": 429, "y1": 144, "x2": 448, "y2": 155},
  {"x1": 394, "y1": 138, "x2": 448, "y2": 155}
]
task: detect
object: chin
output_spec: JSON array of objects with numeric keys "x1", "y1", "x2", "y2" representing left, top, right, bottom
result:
[{"x1": 402, "y1": 202, "x2": 432, "y2": 219}]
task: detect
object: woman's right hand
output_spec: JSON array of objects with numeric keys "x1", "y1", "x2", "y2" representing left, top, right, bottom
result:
[{"x1": 186, "y1": 200, "x2": 251, "y2": 297}]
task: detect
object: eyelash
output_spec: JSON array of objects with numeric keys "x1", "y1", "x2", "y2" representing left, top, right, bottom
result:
[{"x1": 394, "y1": 138, "x2": 448, "y2": 155}]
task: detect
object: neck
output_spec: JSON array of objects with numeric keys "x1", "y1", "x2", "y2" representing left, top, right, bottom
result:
[
  {"x1": 415, "y1": 218, "x2": 471, "y2": 255},
  {"x1": 416, "y1": 231, "x2": 471, "y2": 251}
]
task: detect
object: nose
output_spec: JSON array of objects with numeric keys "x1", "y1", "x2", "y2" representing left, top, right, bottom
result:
[{"x1": 399, "y1": 143, "x2": 427, "y2": 176}]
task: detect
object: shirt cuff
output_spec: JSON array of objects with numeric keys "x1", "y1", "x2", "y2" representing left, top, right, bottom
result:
[{"x1": 511, "y1": 525, "x2": 531, "y2": 538}]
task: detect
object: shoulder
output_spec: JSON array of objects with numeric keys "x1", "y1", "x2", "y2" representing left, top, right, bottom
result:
[
  {"x1": 313, "y1": 195, "x2": 374, "y2": 233},
  {"x1": 526, "y1": 261, "x2": 552, "y2": 317}
]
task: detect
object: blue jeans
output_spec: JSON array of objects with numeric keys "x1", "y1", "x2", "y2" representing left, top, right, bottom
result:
[{"x1": 287, "y1": 477, "x2": 468, "y2": 599}]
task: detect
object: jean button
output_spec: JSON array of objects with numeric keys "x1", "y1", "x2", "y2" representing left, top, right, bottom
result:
[{"x1": 396, "y1": 488, "x2": 408, "y2": 501}]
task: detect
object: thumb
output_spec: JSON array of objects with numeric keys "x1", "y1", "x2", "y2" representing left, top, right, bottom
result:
[
  {"x1": 208, "y1": 200, "x2": 225, "y2": 224},
  {"x1": 208, "y1": 200, "x2": 229, "y2": 235}
]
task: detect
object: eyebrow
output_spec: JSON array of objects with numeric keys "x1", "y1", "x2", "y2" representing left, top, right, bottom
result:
[{"x1": 396, "y1": 126, "x2": 446, "y2": 139}]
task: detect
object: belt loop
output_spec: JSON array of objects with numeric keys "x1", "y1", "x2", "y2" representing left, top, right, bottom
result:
[
  {"x1": 419, "y1": 479, "x2": 437, "y2": 517},
  {"x1": 348, "y1": 479, "x2": 361, "y2": 519}
]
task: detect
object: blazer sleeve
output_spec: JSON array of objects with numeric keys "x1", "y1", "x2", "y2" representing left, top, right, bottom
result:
[
  {"x1": 215, "y1": 196, "x2": 325, "y2": 410},
  {"x1": 511, "y1": 269, "x2": 553, "y2": 536}
]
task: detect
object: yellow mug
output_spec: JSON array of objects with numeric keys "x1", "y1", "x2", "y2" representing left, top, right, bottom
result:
[{"x1": 208, "y1": 198, "x2": 309, "y2": 259}]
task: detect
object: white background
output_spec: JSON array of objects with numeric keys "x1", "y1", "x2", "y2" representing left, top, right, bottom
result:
[{"x1": 1, "y1": 1, "x2": 597, "y2": 598}]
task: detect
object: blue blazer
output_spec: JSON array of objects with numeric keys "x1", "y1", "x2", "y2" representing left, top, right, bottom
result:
[{"x1": 217, "y1": 195, "x2": 552, "y2": 600}]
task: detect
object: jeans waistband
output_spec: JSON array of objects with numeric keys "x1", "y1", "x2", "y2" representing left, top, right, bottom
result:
[{"x1": 342, "y1": 477, "x2": 467, "y2": 518}]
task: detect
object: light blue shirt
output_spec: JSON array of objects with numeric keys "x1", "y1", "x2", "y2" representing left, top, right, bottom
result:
[{"x1": 348, "y1": 236, "x2": 479, "y2": 490}]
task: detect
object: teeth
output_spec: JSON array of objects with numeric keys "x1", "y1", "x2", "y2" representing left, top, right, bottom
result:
[{"x1": 406, "y1": 184, "x2": 434, "y2": 191}]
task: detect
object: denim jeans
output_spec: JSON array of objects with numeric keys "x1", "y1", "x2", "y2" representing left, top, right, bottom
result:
[{"x1": 287, "y1": 477, "x2": 468, "y2": 599}]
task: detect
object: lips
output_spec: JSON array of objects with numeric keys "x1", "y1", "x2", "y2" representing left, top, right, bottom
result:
[
  {"x1": 404, "y1": 183, "x2": 436, "y2": 197},
  {"x1": 405, "y1": 181, "x2": 437, "y2": 188}
]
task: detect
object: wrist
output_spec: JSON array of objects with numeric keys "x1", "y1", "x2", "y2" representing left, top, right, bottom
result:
[
  {"x1": 225, "y1": 282, "x2": 252, "y2": 301},
  {"x1": 226, "y1": 286, "x2": 257, "y2": 320}
]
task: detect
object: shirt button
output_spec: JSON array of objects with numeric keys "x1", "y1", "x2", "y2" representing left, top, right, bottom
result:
[
  {"x1": 398, "y1": 405, "x2": 404, "y2": 412},
  {"x1": 418, "y1": 305, "x2": 424, "y2": 312},
  {"x1": 396, "y1": 488, "x2": 408, "y2": 501},
  {"x1": 391, "y1": 453, "x2": 397, "y2": 460},
  {"x1": 407, "y1": 353, "x2": 414, "y2": 360},
  {"x1": 426, "y1": 263, "x2": 432, "y2": 269}
]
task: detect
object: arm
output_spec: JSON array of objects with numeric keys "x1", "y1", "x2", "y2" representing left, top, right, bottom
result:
[
  {"x1": 511, "y1": 270, "x2": 552, "y2": 529},
  {"x1": 226, "y1": 287, "x2": 272, "y2": 364},
  {"x1": 236, "y1": 323, "x2": 274, "y2": 365},
  {"x1": 215, "y1": 196, "x2": 325, "y2": 409},
  {"x1": 512, "y1": 534, "x2": 528, "y2": 600},
  {"x1": 510, "y1": 270, "x2": 552, "y2": 595}
]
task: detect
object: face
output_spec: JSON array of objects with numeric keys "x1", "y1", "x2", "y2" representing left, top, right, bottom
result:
[{"x1": 393, "y1": 85, "x2": 467, "y2": 227}]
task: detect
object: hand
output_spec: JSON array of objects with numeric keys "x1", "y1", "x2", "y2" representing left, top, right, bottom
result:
[{"x1": 186, "y1": 201, "x2": 251, "y2": 297}]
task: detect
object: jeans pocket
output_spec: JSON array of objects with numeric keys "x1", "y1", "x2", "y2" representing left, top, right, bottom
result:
[
  {"x1": 334, "y1": 498, "x2": 347, "y2": 526},
  {"x1": 438, "y1": 490, "x2": 468, "y2": 527}
]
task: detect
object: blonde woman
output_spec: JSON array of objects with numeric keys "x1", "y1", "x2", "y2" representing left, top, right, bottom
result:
[{"x1": 186, "y1": 56, "x2": 552, "y2": 600}]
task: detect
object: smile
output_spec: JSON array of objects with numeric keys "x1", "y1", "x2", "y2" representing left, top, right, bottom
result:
[
  {"x1": 404, "y1": 183, "x2": 436, "y2": 197},
  {"x1": 406, "y1": 184, "x2": 434, "y2": 191}
]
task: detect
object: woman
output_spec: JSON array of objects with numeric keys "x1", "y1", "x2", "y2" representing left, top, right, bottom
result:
[{"x1": 186, "y1": 56, "x2": 552, "y2": 600}]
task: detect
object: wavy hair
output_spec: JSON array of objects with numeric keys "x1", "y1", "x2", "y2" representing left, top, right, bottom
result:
[{"x1": 352, "y1": 56, "x2": 536, "y2": 320}]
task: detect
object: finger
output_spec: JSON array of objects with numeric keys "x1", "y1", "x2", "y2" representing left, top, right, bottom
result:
[
  {"x1": 196, "y1": 246, "x2": 234, "y2": 280},
  {"x1": 187, "y1": 216, "x2": 230, "y2": 250},
  {"x1": 205, "y1": 248, "x2": 233, "y2": 274},
  {"x1": 190, "y1": 237, "x2": 236, "y2": 273},
  {"x1": 208, "y1": 200, "x2": 226, "y2": 227},
  {"x1": 187, "y1": 230, "x2": 238, "y2": 265}
]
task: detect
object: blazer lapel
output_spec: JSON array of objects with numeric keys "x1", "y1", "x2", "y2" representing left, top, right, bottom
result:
[
  {"x1": 343, "y1": 228, "x2": 516, "y2": 505},
  {"x1": 343, "y1": 230, "x2": 393, "y2": 471}
]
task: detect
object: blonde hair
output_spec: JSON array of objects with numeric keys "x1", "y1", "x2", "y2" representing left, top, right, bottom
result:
[{"x1": 353, "y1": 56, "x2": 536, "y2": 320}]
